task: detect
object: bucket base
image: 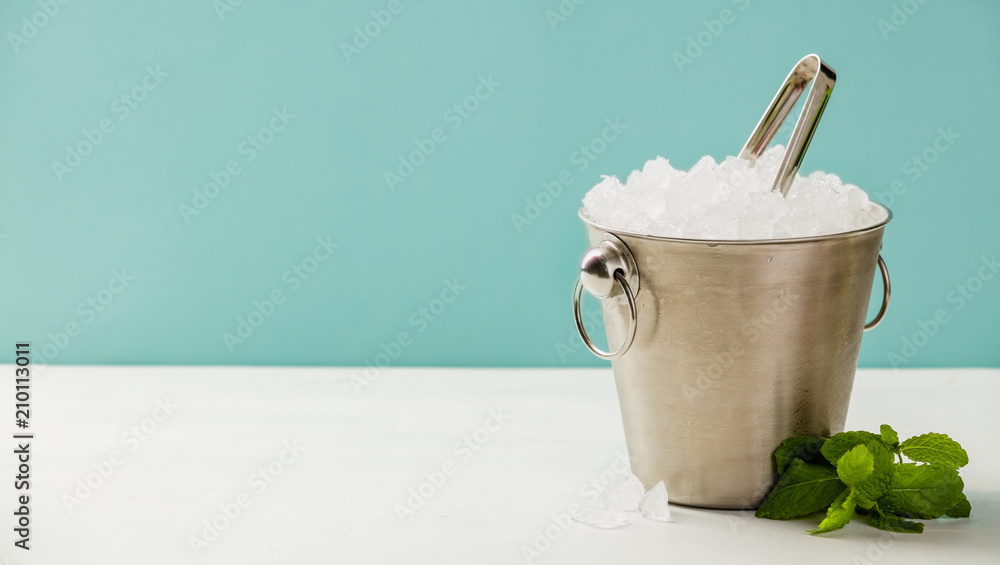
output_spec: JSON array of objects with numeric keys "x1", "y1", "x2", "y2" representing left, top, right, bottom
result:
[{"x1": 667, "y1": 500, "x2": 757, "y2": 511}]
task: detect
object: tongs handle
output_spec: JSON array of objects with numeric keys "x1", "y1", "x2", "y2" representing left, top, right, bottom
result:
[{"x1": 738, "y1": 54, "x2": 836, "y2": 196}]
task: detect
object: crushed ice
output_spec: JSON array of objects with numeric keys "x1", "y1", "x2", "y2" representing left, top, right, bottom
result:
[{"x1": 581, "y1": 145, "x2": 888, "y2": 240}]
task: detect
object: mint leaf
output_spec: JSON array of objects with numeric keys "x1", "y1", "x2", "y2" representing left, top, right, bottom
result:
[
  {"x1": 869, "y1": 507, "x2": 924, "y2": 533},
  {"x1": 851, "y1": 442, "x2": 895, "y2": 509},
  {"x1": 944, "y1": 493, "x2": 971, "y2": 518},
  {"x1": 836, "y1": 444, "x2": 874, "y2": 486},
  {"x1": 758, "y1": 425, "x2": 970, "y2": 536},
  {"x1": 756, "y1": 459, "x2": 846, "y2": 520},
  {"x1": 774, "y1": 436, "x2": 828, "y2": 475},
  {"x1": 821, "y1": 431, "x2": 884, "y2": 464},
  {"x1": 900, "y1": 433, "x2": 969, "y2": 469},
  {"x1": 880, "y1": 424, "x2": 899, "y2": 450},
  {"x1": 879, "y1": 463, "x2": 964, "y2": 519},
  {"x1": 810, "y1": 489, "x2": 856, "y2": 534}
]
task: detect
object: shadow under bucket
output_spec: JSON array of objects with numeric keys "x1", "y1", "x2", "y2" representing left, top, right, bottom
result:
[{"x1": 573, "y1": 207, "x2": 892, "y2": 509}]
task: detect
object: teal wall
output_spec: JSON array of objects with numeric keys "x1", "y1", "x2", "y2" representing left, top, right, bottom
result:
[{"x1": 1, "y1": 0, "x2": 997, "y2": 367}]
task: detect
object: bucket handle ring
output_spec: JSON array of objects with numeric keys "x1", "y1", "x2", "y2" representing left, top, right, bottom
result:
[
  {"x1": 864, "y1": 255, "x2": 891, "y2": 331},
  {"x1": 572, "y1": 234, "x2": 640, "y2": 360},
  {"x1": 573, "y1": 271, "x2": 637, "y2": 360}
]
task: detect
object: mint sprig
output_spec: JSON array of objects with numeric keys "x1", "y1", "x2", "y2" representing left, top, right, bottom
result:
[
  {"x1": 754, "y1": 459, "x2": 844, "y2": 520},
  {"x1": 755, "y1": 424, "x2": 971, "y2": 534}
]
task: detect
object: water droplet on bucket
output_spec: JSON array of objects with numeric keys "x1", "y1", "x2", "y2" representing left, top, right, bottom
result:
[{"x1": 767, "y1": 256, "x2": 773, "y2": 262}]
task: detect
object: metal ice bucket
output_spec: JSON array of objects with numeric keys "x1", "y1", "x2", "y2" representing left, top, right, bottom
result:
[
  {"x1": 573, "y1": 215, "x2": 891, "y2": 509},
  {"x1": 570, "y1": 54, "x2": 892, "y2": 508}
]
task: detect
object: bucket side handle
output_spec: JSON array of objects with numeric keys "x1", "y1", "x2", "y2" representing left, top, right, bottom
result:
[
  {"x1": 573, "y1": 272, "x2": 637, "y2": 360},
  {"x1": 864, "y1": 255, "x2": 891, "y2": 331},
  {"x1": 572, "y1": 234, "x2": 639, "y2": 360}
]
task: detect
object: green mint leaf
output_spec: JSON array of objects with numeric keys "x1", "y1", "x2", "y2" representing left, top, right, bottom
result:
[
  {"x1": 809, "y1": 489, "x2": 857, "y2": 534},
  {"x1": 759, "y1": 426, "x2": 970, "y2": 536},
  {"x1": 900, "y1": 433, "x2": 969, "y2": 469},
  {"x1": 944, "y1": 493, "x2": 971, "y2": 518},
  {"x1": 836, "y1": 444, "x2": 875, "y2": 487},
  {"x1": 774, "y1": 436, "x2": 828, "y2": 475},
  {"x1": 821, "y1": 431, "x2": 884, "y2": 465},
  {"x1": 880, "y1": 424, "x2": 899, "y2": 449},
  {"x1": 869, "y1": 507, "x2": 924, "y2": 533},
  {"x1": 756, "y1": 460, "x2": 846, "y2": 520},
  {"x1": 879, "y1": 463, "x2": 965, "y2": 519},
  {"x1": 851, "y1": 442, "x2": 895, "y2": 509}
]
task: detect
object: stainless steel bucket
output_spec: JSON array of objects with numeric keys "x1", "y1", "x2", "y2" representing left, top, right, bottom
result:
[
  {"x1": 570, "y1": 54, "x2": 892, "y2": 509},
  {"x1": 573, "y1": 215, "x2": 891, "y2": 509}
]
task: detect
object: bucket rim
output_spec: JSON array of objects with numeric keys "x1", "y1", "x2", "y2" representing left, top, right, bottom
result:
[{"x1": 577, "y1": 203, "x2": 892, "y2": 246}]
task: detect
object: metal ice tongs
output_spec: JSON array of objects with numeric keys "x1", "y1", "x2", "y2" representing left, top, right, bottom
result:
[{"x1": 739, "y1": 54, "x2": 836, "y2": 196}]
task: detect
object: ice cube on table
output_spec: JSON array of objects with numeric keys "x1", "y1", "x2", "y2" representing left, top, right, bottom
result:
[
  {"x1": 639, "y1": 481, "x2": 671, "y2": 522},
  {"x1": 602, "y1": 473, "x2": 645, "y2": 512},
  {"x1": 568, "y1": 474, "x2": 673, "y2": 529},
  {"x1": 570, "y1": 505, "x2": 629, "y2": 529}
]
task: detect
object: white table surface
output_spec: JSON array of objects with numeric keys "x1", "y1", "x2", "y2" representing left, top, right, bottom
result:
[{"x1": 2, "y1": 366, "x2": 998, "y2": 564}]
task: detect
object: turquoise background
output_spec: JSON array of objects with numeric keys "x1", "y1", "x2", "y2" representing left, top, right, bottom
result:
[{"x1": 1, "y1": 0, "x2": 997, "y2": 367}]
